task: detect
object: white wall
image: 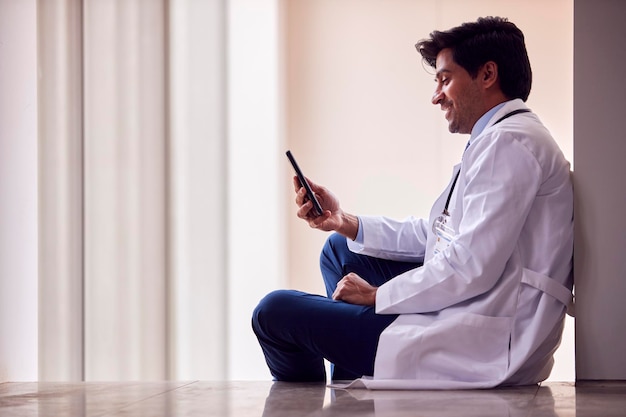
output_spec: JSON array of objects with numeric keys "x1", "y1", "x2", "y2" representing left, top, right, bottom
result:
[
  {"x1": 0, "y1": 0, "x2": 38, "y2": 382},
  {"x1": 574, "y1": 0, "x2": 626, "y2": 380},
  {"x1": 284, "y1": 0, "x2": 574, "y2": 381}
]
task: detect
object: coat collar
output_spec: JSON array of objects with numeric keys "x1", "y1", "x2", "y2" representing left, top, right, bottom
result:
[{"x1": 484, "y1": 98, "x2": 530, "y2": 130}]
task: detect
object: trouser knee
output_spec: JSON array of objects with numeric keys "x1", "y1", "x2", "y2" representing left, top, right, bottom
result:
[
  {"x1": 320, "y1": 232, "x2": 348, "y2": 263},
  {"x1": 319, "y1": 233, "x2": 349, "y2": 297},
  {"x1": 252, "y1": 289, "x2": 298, "y2": 338}
]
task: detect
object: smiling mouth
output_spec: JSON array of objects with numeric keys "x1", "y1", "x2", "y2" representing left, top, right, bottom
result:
[{"x1": 441, "y1": 103, "x2": 452, "y2": 119}]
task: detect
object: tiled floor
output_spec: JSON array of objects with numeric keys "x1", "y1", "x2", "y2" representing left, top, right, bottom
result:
[{"x1": 1, "y1": 380, "x2": 625, "y2": 416}]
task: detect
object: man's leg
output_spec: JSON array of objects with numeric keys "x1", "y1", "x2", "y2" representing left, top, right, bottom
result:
[
  {"x1": 252, "y1": 289, "x2": 397, "y2": 382},
  {"x1": 319, "y1": 233, "x2": 422, "y2": 379},
  {"x1": 320, "y1": 233, "x2": 422, "y2": 297}
]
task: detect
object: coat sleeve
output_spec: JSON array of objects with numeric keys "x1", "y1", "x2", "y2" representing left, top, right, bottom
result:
[
  {"x1": 347, "y1": 215, "x2": 428, "y2": 263},
  {"x1": 376, "y1": 130, "x2": 543, "y2": 314}
]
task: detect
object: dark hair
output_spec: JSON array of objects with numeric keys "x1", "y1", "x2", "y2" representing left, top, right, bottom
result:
[{"x1": 416, "y1": 16, "x2": 532, "y2": 101}]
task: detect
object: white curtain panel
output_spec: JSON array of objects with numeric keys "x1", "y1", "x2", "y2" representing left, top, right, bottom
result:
[
  {"x1": 37, "y1": 0, "x2": 284, "y2": 381},
  {"x1": 38, "y1": 0, "x2": 85, "y2": 381},
  {"x1": 82, "y1": 0, "x2": 169, "y2": 380}
]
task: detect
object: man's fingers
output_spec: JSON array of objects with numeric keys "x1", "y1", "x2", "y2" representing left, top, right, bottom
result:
[{"x1": 332, "y1": 277, "x2": 346, "y2": 300}]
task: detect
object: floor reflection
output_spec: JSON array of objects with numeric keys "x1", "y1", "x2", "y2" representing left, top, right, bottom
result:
[
  {"x1": 261, "y1": 382, "x2": 560, "y2": 417},
  {"x1": 2, "y1": 380, "x2": 625, "y2": 416}
]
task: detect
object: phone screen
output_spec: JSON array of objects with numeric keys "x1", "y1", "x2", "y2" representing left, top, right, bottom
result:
[{"x1": 286, "y1": 150, "x2": 323, "y2": 216}]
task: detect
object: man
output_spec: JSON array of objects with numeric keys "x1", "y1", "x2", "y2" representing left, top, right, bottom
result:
[{"x1": 252, "y1": 16, "x2": 573, "y2": 389}]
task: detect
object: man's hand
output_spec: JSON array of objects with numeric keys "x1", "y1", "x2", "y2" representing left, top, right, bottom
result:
[
  {"x1": 332, "y1": 272, "x2": 378, "y2": 306},
  {"x1": 293, "y1": 176, "x2": 358, "y2": 240}
]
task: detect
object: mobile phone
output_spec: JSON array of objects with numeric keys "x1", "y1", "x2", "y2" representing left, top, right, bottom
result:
[{"x1": 286, "y1": 150, "x2": 324, "y2": 216}]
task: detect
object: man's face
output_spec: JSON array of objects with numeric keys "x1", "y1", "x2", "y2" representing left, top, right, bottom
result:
[{"x1": 432, "y1": 48, "x2": 485, "y2": 135}]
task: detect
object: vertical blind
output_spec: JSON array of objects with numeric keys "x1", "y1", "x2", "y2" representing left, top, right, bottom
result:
[{"x1": 37, "y1": 0, "x2": 284, "y2": 381}]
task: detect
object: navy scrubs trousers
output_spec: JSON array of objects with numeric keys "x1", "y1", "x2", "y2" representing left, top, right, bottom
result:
[{"x1": 251, "y1": 233, "x2": 422, "y2": 382}]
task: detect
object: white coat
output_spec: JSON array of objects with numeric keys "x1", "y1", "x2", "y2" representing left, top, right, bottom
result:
[{"x1": 342, "y1": 99, "x2": 574, "y2": 390}]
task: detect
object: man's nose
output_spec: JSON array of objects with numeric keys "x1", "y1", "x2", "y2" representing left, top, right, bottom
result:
[{"x1": 432, "y1": 88, "x2": 443, "y2": 105}]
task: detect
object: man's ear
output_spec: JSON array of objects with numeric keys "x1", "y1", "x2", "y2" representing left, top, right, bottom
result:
[{"x1": 481, "y1": 61, "x2": 499, "y2": 89}]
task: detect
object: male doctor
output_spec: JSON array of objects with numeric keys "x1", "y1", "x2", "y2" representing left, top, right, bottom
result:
[{"x1": 252, "y1": 16, "x2": 573, "y2": 389}]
